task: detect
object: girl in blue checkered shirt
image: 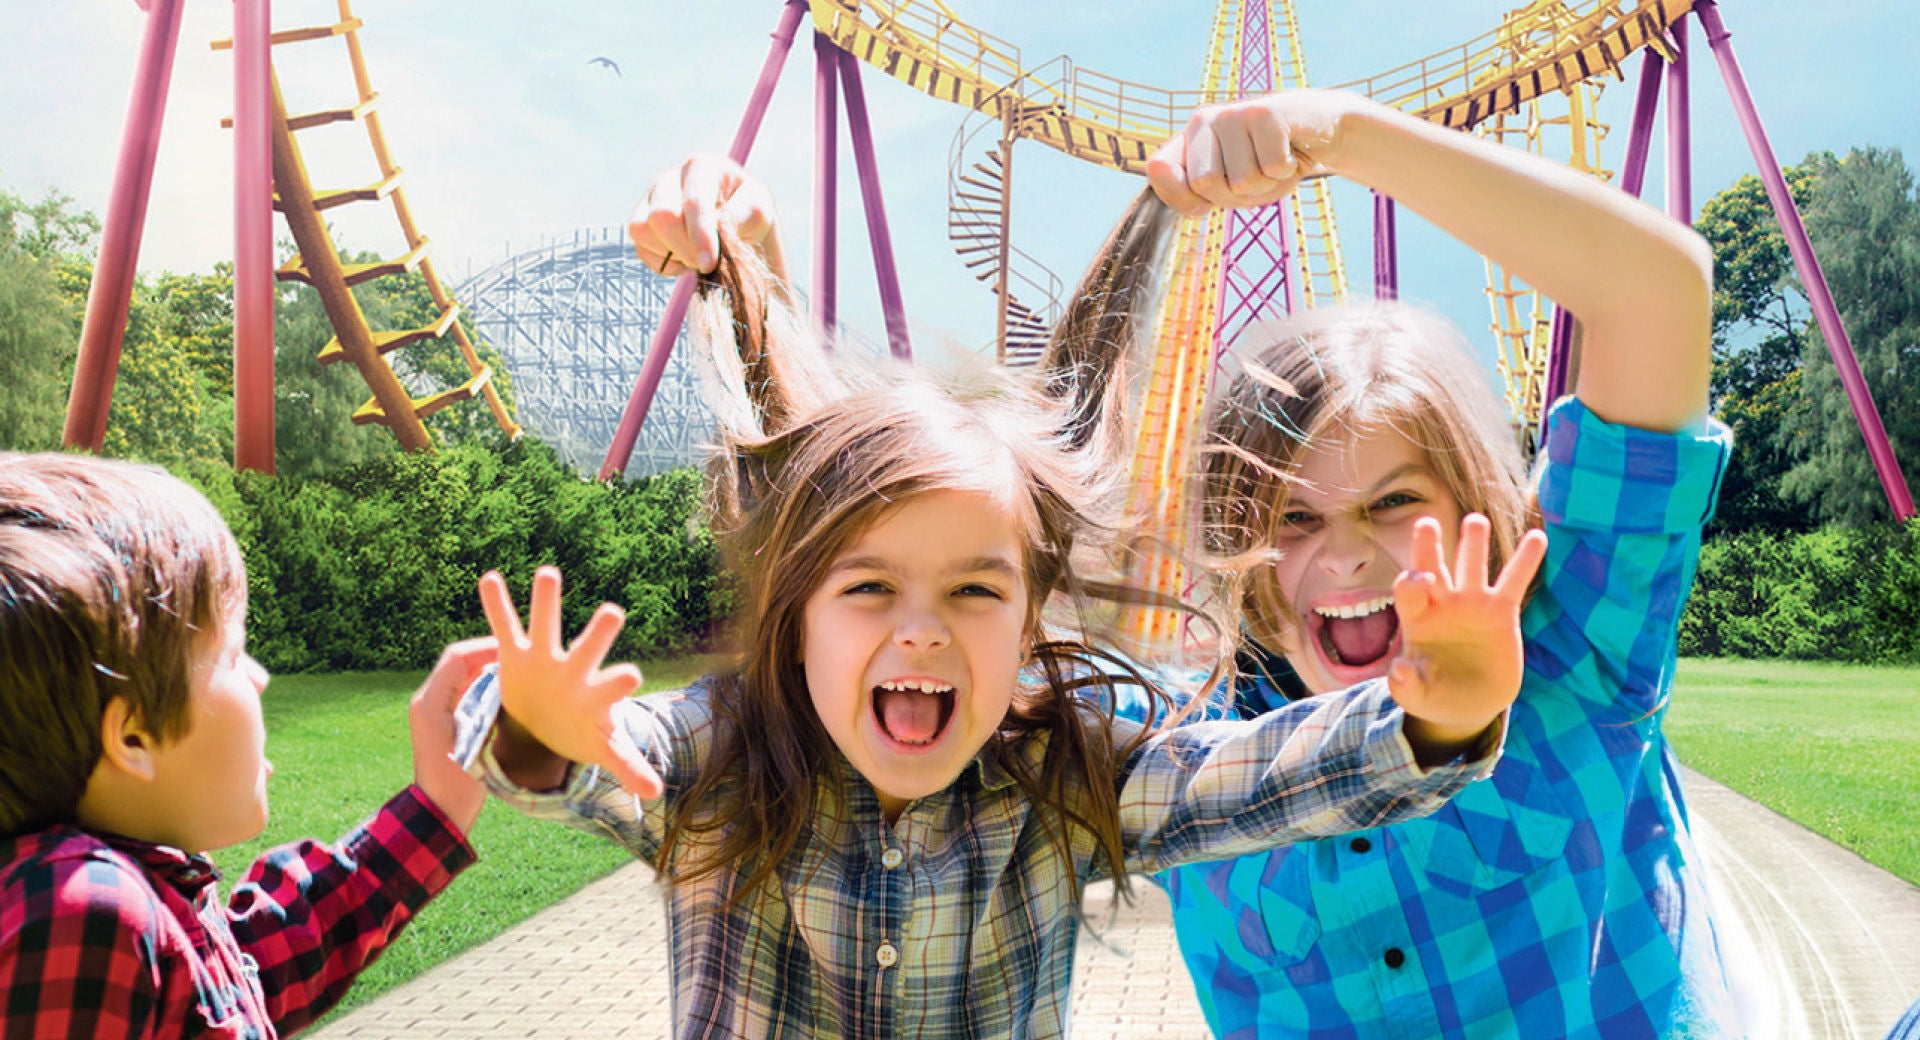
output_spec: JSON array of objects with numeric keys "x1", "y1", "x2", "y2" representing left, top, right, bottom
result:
[
  {"x1": 1129, "y1": 88, "x2": 1748, "y2": 1037},
  {"x1": 446, "y1": 164, "x2": 1553, "y2": 1039}
]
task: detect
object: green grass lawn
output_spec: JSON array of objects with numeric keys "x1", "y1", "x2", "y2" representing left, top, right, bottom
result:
[
  {"x1": 209, "y1": 651, "x2": 730, "y2": 1018},
  {"x1": 1669, "y1": 657, "x2": 1920, "y2": 887}
]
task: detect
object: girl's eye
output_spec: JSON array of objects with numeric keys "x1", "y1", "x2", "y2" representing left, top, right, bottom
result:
[
  {"x1": 1371, "y1": 492, "x2": 1420, "y2": 512},
  {"x1": 1279, "y1": 510, "x2": 1319, "y2": 530},
  {"x1": 844, "y1": 580, "x2": 890, "y2": 596},
  {"x1": 955, "y1": 583, "x2": 1004, "y2": 600}
]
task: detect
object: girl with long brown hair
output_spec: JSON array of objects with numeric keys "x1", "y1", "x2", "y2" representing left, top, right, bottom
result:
[
  {"x1": 448, "y1": 154, "x2": 1544, "y2": 1040},
  {"x1": 1128, "y1": 89, "x2": 1743, "y2": 1038}
]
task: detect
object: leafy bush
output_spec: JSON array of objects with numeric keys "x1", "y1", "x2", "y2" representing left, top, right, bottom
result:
[
  {"x1": 181, "y1": 439, "x2": 729, "y2": 673},
  {"x1": 1681, "y1": 520, "x2": 1920, "y2": 662}
]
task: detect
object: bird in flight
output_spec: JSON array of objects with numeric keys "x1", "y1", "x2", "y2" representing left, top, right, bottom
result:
[{"x1": 588, "y1": 56, "x2": 621, "y2": 76}]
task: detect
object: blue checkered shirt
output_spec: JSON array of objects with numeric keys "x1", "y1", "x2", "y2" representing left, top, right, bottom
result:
[
  {"x1": 1142, "y1": 397, "x2": 1745, "y2": 1039},
  {"x1": 454, "y1": 669, "x2": 1497, "y2": 1039}
]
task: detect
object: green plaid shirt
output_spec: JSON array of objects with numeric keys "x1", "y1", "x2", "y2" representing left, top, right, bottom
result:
[{"x1": 455, "y1": 672, "x2": 1497, "y2": 1039}]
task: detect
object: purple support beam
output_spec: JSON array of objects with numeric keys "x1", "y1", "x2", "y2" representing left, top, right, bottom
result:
[
  {"x1": 812, "y1": 31, "x2": 840, "y2": 345},
  {"x1": 601, "y1": 0, "x2": 808, "y2": 480},
  {"x1": 837, "y1": 48, "x2": 912, "y2": 361},
  {"x1": 1695, "y1": 1, "x2": 1914, "y2": 519},
  {"x1": 232, "y1": 0, "x2": 275, "y2": 473},
  {"x1": 1664, "y1": 16, "x2": 1692, "y2": 224},
  {"x1": 1372, "y1": 191, "x2": 1397, "y2": 300},
  {"x1": 1214, "y1": 1, "x2": 1293, "y2": 355},
  {"x1": 64, "y1": 0, "x2": 186, "y2": 451},
  {"x1": 1618, "y1": 46, "x2": 1665, "y2": 199}
]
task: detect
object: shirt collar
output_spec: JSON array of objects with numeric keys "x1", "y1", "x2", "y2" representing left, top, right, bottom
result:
[{"x1": 97, "y1": 831, "x2": 222, "y2": 897}]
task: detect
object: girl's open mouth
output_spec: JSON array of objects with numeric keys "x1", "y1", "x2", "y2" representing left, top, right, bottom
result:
[
  {"x1": 1308, "y1": 595, "x2": 1400, "y2": 677},
  {"x1": 872, "y1": 679, "x2": 957, "y2": 749}
]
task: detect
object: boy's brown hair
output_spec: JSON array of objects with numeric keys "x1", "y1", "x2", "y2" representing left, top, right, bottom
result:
[{"x1": 0, "y1": 453, "x2": 245, "y2": 838}]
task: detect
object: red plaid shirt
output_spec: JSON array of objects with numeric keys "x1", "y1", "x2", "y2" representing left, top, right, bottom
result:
[{"x1": 0, "y1": 785, "x2": 474, "y2": 1039}]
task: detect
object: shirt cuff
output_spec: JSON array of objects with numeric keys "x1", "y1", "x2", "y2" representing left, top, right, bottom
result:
[
  {"x1": 1537, "y1": 396, "x2": 1732, "y2": 533},
  {"x1": 1373, "y1": 700, "x2": 1507, "y2": 789},
  {"x1": 451, "y1": 667, "x2": 602, "y2": 821}
]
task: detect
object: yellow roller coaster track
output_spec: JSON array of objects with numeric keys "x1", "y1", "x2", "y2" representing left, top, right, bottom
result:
[
  {"x1": 813, "y1": 0, "x2": 1693, "y2": 651},
  {"x1": 215, "y1": 0, "x2": 521, "y2": 451},
  {"x1": 810, "y1": 0, "x2": 1693, "y2": 173}
]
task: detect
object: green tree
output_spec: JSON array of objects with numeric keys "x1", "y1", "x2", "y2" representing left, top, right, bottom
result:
[
  {"x1": 99, "y1": 270, "x2": 231, "y2": 466},
  {"x1": 0, "y1": 255, "x2": 76, "y2": 451},
  {"x1": 1779, "y1": 147, "x2": 1920, "y2": 525},
  {"x1": 0, "y1": 183, "x2": 100, "y2": 261},
  {"x1": 270, "y1": 271, "x2": 403, "y2": 481},
  {"x1": 0, "y1": 183, "x2": 95, "y2": 451},
  {"x1": 1695, "y1": 160, "x2": 1819, "y2": 534},
  {"x1": 148, "y1": 264, "x2": 235, "y2": 396}
]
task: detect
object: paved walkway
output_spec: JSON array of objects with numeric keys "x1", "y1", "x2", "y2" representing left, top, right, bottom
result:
[{"x1": 311, "y1": 769, "x2": 1920, "y2": 1039}]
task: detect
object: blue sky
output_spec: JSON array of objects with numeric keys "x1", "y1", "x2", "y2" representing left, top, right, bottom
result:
[{"x1": 3, "y1": 0, "x2": 1916, "y2": 378}]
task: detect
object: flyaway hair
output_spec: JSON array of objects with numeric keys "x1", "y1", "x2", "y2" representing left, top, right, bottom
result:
[{"x1": 1038, "y1": 188, "x2": 1178, "y2": 455}]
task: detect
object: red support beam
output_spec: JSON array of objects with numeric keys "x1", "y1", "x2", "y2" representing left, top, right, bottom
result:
[{"x1": 64, "y1": 0, "x2": 187, "y2": 451}]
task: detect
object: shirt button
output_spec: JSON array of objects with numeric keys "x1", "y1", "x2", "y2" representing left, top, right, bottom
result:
[
  {"x1": 1384, "y1": 947, "x2": 1406, "y2": 969},
  {"x1": 875, "y1": 942, "x2": 899, "y2": 968},
  {"x1": 880, "y1": 847, "x2": 904, "y2": 869},
  {"x1": 1349, "y1": 837, "x2": 1371, "y2": 854}
]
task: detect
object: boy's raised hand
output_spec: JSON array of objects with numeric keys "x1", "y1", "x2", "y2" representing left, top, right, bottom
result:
[
  {"x1": 1388, "y1": 514, "x2": 1548, "y2": 763},
  {"x1": 477, "y1": 567, "x2": 661, "y2": 800},
  {"x1": 411, "y1": 636, "x2": 499, "y2": 836}
]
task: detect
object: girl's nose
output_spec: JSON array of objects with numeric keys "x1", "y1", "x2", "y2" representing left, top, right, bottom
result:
[
  {"x1": 1316, "y1": 521, "x2": 1375, "y2": 579},
  {"x1": 893, "y1": 605, "x2": 951, "y2": 651}
]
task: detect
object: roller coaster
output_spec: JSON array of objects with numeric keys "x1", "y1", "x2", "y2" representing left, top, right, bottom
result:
[{"x1": 64, "y1": 0, "x2": 1910, "y2": 547}]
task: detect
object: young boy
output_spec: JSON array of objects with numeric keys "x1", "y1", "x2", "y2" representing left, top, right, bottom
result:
[{"x1": 0, "y1": 452, "x2": 493, "y2": 1038}]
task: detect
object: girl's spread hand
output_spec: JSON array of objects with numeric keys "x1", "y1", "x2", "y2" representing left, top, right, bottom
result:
[
  {"x1": 477, "y1": 566, "x2": 661, "y2": 800},
  {"x1": 1388, "y1": 514, "x2": 1548, "y2": 762}
]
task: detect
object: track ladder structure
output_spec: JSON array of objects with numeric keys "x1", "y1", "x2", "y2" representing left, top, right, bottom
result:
[
  {"x1": 1473, "y1": 3, "x2": 1622, "y2": 437},
  {"x1": 1122, "y1": 0, "x2": 1342, "y2": 648},
  {"x1": 214, "y1": 1, "x2": 519, "y2": 451}
]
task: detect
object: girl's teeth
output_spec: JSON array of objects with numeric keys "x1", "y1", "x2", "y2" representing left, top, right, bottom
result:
[{"x1": 1316, "y1": 595, "x2": 1393, "y2": 619}]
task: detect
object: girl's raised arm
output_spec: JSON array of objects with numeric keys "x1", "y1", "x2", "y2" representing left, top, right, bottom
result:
[{"x1": 1147, "y1": 89, "x2": 1712, "y2": 433}]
